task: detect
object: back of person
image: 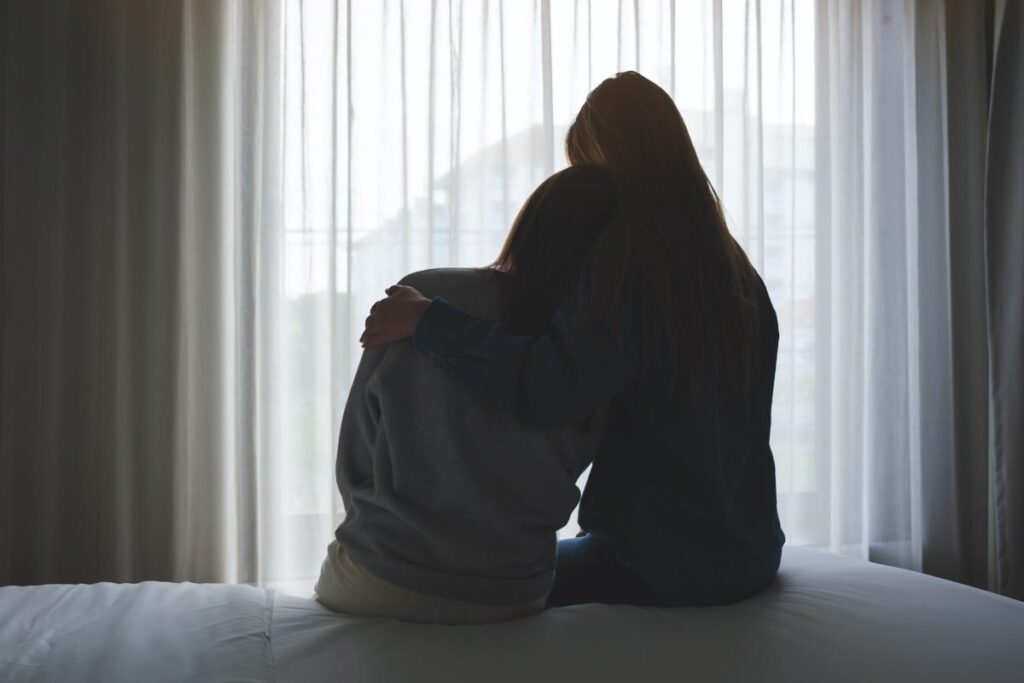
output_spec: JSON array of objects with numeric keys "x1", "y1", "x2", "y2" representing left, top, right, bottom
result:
[
  {"x1": 570, "y1": 272, "x2": 782, "y2": 606},
  {"x1": 359, "y1": 74, "x2": 786, "y2": 609},
  {"x1": 328, "y1": 267, "x2": 602, "y2": 616}
]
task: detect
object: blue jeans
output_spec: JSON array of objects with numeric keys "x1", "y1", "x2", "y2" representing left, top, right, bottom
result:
[{"x1": 546, "y1": 534, "x2": 662, "y2": 607}]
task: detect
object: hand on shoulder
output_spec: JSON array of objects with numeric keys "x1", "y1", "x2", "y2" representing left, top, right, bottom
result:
[{"x1": 360, "y1": 285, "x2": 431, "y2": 348}]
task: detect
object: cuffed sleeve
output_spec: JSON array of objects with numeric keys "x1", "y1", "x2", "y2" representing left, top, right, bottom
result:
[{"x1": 412, "y1": 297, "x2": 491, "y2": 357}]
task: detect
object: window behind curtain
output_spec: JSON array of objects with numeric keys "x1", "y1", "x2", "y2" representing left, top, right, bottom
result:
[{"x1": 268, "y1": 0, "x2": 815, "y2": 594}]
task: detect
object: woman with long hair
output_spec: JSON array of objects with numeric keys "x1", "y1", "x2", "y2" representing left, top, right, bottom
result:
[
  {"x1": 319, "y1": 165, "x2": 614, "y2": 624},
  {"x1": 362, "y1": 72, "x2": 784, "y2": 607}
]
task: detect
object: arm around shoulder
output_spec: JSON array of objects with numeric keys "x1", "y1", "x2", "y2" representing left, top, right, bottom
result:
[{"x1": 412, "y1": 293, "x2": 634, "y2": 429}]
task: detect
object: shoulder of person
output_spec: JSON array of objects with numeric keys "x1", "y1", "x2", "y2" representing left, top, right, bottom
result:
[
  {"x1": 398, "y1": 267, "x2": 502, "y2": 298},
  {"x1": 398, "y1": 267, "x2": 506, "y2": 319}
]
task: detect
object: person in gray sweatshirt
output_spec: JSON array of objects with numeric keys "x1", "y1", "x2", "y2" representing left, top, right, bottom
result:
[{"x1": 314, "y1": 165, "x2": 615, "y2": 624}]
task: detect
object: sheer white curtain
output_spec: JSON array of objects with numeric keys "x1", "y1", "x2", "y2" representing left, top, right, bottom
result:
[
  {"x1": 266, "y1": 0, "x2": 819, "y2": 593},
  {"x1": 816, "y1": 0, "x2": 992, "y2": 579},
  {"x1": 240, "y1": 0, "x2": 1024, "y2": 596},
  {"x1": 3, "y1": 0, "x2": 1019, "y2": 598}
]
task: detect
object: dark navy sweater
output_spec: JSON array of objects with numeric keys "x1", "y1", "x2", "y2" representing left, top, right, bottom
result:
[{"x1": 412, "y1": 274, "x2": 785, "y2": 606}]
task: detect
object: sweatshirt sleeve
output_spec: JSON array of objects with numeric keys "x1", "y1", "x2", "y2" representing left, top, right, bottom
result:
[{"x1": 412, "y1": 289, "x2": 635, "y2": 430}]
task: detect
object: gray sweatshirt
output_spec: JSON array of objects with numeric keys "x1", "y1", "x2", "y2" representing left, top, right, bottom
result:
[{"x1": 334, "y1": 268, "x2": 603, "y2": 605}]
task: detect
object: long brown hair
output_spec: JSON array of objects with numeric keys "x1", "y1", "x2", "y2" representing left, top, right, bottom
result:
[
  {"x1": 493, "y1": 165, "x2": 615, "y2": 333},
  {"x1": 567, "y1": 71, "x2": 760, "y2": 397}
]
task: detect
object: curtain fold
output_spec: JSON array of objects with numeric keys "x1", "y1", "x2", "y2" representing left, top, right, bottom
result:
[
  {"x1": 986, "y1": 0, "x2": 1024, "y2": 599},
  {"x1": 2, "y1": 0, "x2": 188, "y2": 583},
  {"x1": 1, "y1": 0, "x2": 1020, "y2": 598},
  {"x1": 933, "y1": 0, "x2": 993, "y2": 593},
  {"x1": 175, "y1": 0, "x2": 285, "y2": 585}
]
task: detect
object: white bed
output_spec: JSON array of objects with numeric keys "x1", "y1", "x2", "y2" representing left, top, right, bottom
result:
[{"x1": 2, "y1": 548, "x2": 1022, "y2": 682}]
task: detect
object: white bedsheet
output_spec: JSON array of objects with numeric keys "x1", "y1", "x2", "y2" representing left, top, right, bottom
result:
[
  {"x1": 270, "y1": 548, "x2": 1024, "y2": 682},
  {"x1": 0, "y1": 581, "x2": 272, "y2": 682},
  {"x1": 2, "y1": 548, "x2": 1022, "y2": 682}
]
